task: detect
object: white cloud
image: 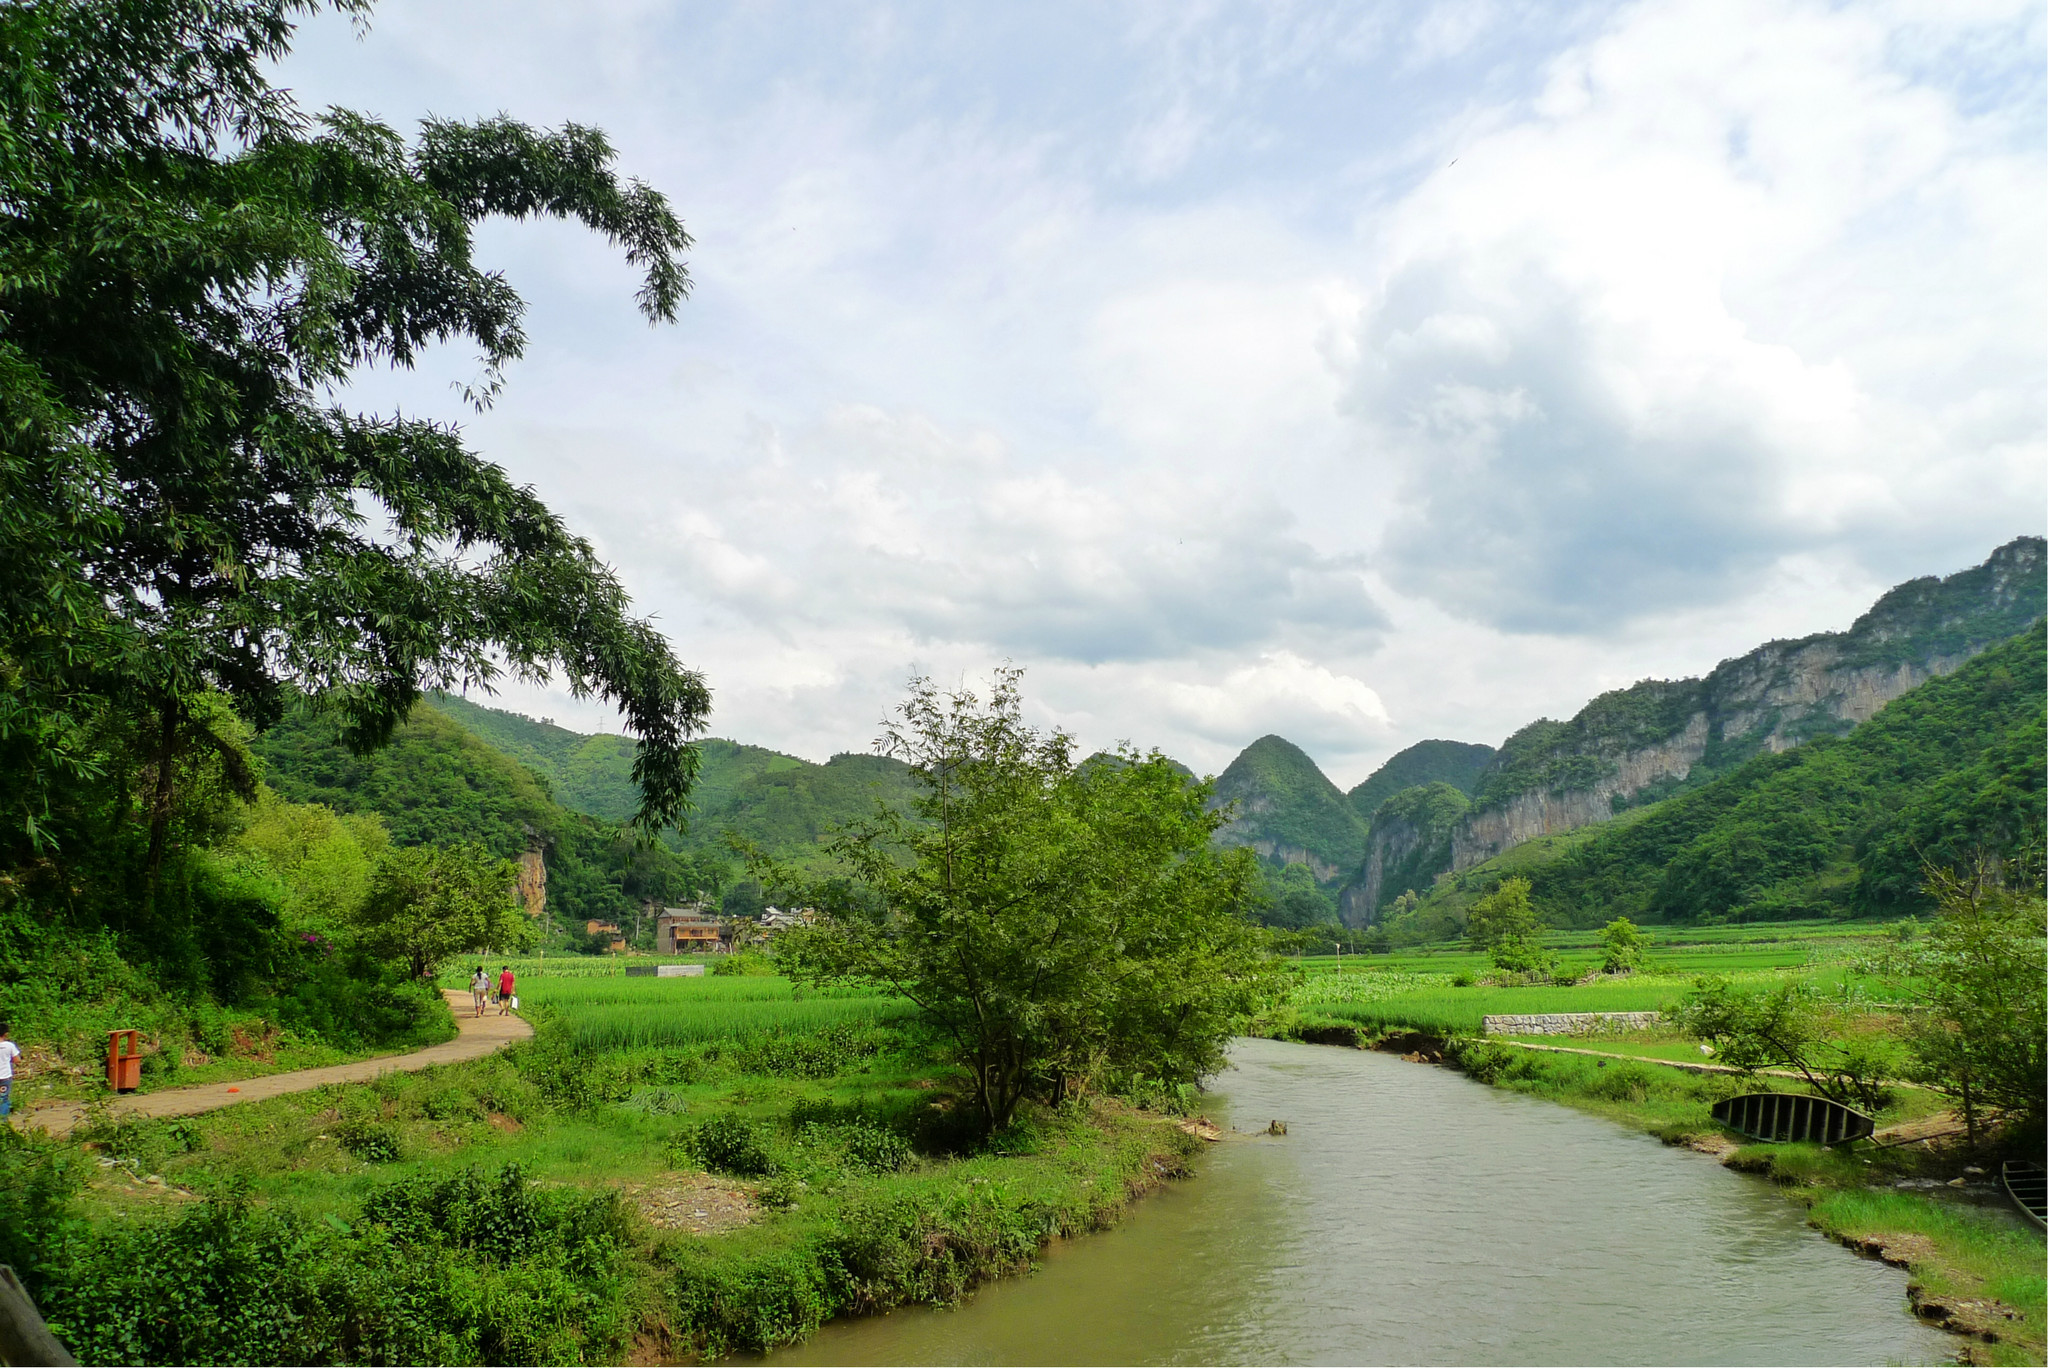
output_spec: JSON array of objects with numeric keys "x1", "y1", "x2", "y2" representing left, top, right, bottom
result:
[
  {"x1": 1342, "y1": 0, "x2": 2045, "y2": 631},
  {"x1": 275, "y1": 0, "x2": 2043, "y2": 792}
]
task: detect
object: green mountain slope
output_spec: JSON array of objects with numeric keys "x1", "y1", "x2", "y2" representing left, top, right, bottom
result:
[
  {"x1": 256, "y1": 702, "x2": 560, "y2": 852},
  {"x1": 430, "y1": 693, "x2": 642, "y2": 822},
  {"x1": 252, "y1": 702, "x2": 718, "y2": 929},
  {"x1": 1388, "y1": 622, "x2": 2045, "y2": 936},
  {"x1": 675, "y1": 740, "x2": 920, "y2": 861},
  {"x1": 380, "y1": 695, "x2": 923, "y2": 870},
  {"x1": 1211, "y1": 735, "x2": 1367, "y2": 883},
  {"x1": 1468, "y1": 536, "x2": 2046, "y2": 815},
  {"x1": 1346, "y1": 740, "x2": 1495, "y2": 820}
]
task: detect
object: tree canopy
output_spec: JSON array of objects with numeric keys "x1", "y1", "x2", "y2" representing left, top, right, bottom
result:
[
  {"x1": 776, "y1": 671, "x2": 1284, "y2": 1131},
  {"x1": 0, "y1": 0, "x2": 709, "y2": 867}
]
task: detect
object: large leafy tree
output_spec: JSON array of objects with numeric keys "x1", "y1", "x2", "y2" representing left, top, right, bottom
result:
[
  {"x1": 776, "y1": 671, "x2": 1283, "y2": 1132},
  {"x1": 354, "y1": 841, "x2": 527, "y2": 980},
  {"x1": 1894, "y1": 860, "x2": 2046, "y2": 1143},
  {"x1": 0, "y1": 0, "x2": 708, "y2": 875}
]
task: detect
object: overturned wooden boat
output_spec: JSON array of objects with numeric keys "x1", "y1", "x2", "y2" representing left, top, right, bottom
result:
[
  {"x1": 1711, "y1": 1092, "x2": 1873, "y2": 1146},
  {"x1": 2003, "y1": 1160, "x2": 2046, "y2": 1230}
]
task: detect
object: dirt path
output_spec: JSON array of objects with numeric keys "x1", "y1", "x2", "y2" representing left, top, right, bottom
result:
[{"x1": 15, "y1": 991, "x2": 531, "y2": 1139}]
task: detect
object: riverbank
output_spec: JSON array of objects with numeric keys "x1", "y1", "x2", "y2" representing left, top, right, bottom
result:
[
  {"x1": 0, "y1": 971, "x2": 1199, "y2": 1364},
  {"x1": 753, "y1": 1037, "x2": 1958, "y2": 1367},
  {"x1": 1292, "y1": 1024, "x2": 2045, "y2": 1366}
]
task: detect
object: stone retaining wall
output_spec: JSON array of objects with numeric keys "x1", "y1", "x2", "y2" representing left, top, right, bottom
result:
[{"x1": 1481, "y1": 1011, "x2": 1662, "y2": 1036}]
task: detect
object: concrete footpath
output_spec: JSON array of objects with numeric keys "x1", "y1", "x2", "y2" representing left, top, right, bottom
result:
[{"x1": 15, "y1": 991, "x2": 532, "y2": 1139}]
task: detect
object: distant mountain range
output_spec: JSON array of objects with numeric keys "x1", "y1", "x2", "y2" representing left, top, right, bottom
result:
[
  {"x1": 256, "y1": 536, "x2": 2044, "y2": 936},
  {"x1": 1200, "y1": 537, "x2": 2042, "y2": 927}
]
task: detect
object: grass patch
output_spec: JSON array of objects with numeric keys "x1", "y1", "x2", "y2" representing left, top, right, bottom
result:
[
  {"x1": 1808, "y1": 1188, "x2": 2047, "y2": 1365},
  {"x1": 7, "y1": 972, "x2": 1195, "y2": 1364}
]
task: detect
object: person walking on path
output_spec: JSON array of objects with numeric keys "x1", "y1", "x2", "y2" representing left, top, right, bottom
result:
[
  {"x1": 470, "y1": 965, "x2": 488, "y2": 1018},
  {"x1": 0, "y1": 1022, "x2": 20, "y2": 1119},
  {"x1": 498, "y1": 965, "x2": 516, "y2": 1016}
]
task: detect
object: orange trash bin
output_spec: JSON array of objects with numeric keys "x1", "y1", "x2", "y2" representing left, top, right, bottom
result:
[{"x1": 107, "y1": 1029, "x2": 142, "y2": 1093}]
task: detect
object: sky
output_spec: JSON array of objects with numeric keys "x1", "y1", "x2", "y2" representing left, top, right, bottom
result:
[{"x1": 276, "y1": 0, "x2": 2046, "y2": 789}]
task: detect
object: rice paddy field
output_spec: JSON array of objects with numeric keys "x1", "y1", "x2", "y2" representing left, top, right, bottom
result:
[
  {"x1": 1285, "y1": 920, "x2": 1901, "y2": 1037},
  {"x1": 514, "y1": 974, "x2": 919, "y2": 1053},
  {"x1": 432, "y1": 952, "x2": 716, "y2": 986}
]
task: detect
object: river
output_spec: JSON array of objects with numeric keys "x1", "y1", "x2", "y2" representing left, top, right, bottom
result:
[{"x1": 757, "y1": 1038, "x2": 1954, "y2": 1366}]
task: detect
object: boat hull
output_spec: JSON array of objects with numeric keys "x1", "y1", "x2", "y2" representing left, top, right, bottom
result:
[
  {"x1": 1711, "y1": 1092, "x2": 1874, "y2": 1146},
  {"x1": 2003, "y1": 1160, "x2": 2046, "y2": 1230}
]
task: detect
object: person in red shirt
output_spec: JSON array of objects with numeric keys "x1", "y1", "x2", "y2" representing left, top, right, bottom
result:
[{"x1": 498, "y1": 965, "x2": 515, "y2": 1016}]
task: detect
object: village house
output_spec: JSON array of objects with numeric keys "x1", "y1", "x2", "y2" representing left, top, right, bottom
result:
[
  {"x1": 654, "y1": 903, "x2": 727, "y2": 954},
  {"x1": 755, "y1": 906, "x2": 815, "y2": 946}
]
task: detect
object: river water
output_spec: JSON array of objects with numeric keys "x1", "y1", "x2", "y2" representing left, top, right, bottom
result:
[{"x1": 760, "y1": 1038, "x2": 1954, "y2": 1366}]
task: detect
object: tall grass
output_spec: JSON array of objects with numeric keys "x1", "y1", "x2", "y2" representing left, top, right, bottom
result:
[{"x1": 517, "y1": 974, "x2": 918, "y2": 1053}]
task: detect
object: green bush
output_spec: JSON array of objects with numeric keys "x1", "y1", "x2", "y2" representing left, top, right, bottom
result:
[
  {"x1": 840, "y1": 1121, "x2": 914, "y2": 1174},
  {"x1": 1587, "y1": 1062, "x2": 1658, "y2": 1104},
  {"x1": 711, "y1": 952, "x2": 775, "y2": 977},
  {"x1": 0, "y1": 1128, "x2": 82, "y2": 1287},
  {"x1": 680, "y1": 1114, "x2": 779, "y2": 1177},
  {"x1": 360, "y1": 1163, "x2": 631, "y2": 1275},
  {"x1": 332, "y1": 1117, "x2": 403, "y2": 1164},
  {"x1": 732, "y1": 1021, "x2": 892, "y2": 1078}
]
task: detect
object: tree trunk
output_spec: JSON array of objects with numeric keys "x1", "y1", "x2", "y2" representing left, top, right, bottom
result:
[{"x1": 143, "y1": 700, "x2": 181, "y2": 913}]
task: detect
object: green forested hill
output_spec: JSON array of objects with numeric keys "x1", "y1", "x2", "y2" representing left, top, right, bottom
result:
[
  {"x1": 430, "y1": 693, "x2": 642, "y2": 822},
  {"x1": 1346, "y1": 740, "x2": 1495, "y2": 820},
  {"x1": 259, "y1": 698, "x2": 924, "y2": 909},
  {"x1": 1386, "y1": 622, "x2": 2045, "y2": 936},
  {"x1": 1211, "y1": 735, "x2": 1367, "y2": 881},
  {"x1": 252, "y1": 702, "x2": 719, "y2": 929},
  {"x1": 674, "y1": 739, "x2": 920, "y2": 861},
  {"x1": 257, "y1": 702, "x2": 560, "y2": 853}
]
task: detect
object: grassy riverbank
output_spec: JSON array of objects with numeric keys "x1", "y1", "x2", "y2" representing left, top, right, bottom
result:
[
  {"x1": 1443, "y1": 1040, "x2": 2045, "y2": 1364},
  {"x1": 1, "y1": 969, "x2": 1196, "y2": 1364},
  {"x1": 1271, "y1": 931, "x2": 2046, "y2": 1366}
]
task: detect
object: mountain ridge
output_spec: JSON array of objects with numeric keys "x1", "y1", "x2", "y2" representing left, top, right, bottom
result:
[{"x1": 1340, "y1": 536, "x2": 2046, "y2": 925}]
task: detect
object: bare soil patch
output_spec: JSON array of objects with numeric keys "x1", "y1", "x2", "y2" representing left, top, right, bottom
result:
[{"x1": 619, "y1": 1174, "x2": 759, "y2": 1235}]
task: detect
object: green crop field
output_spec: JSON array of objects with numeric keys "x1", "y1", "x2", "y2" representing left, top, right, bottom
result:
[
  {"x1": 515, "y1": 973, "x2": 918, "y2": 1053},
  {"x1": 432, "y1": 953, "x2": 716, "y2": 987}
]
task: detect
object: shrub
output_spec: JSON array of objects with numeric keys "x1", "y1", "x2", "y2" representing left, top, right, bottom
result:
[
  {"x1": 733, "y1": 1022, "x2": 891, "y2": 1079},
  {"x1": 711, "y1": 952, "x2": 774, "y2": 977},
  {"x1": 1449, "y1": 1040, "x2": 1537, "y2": 1085},
  {"x1": 360, "y1": 1163, "x2": 631, "y2": 1275},
  {"x1": 1587, "y1": 1062, "x2": 1658, "y2": 1104},
  {"x1": 0, "y1": 1128, "x2": 82, "y2": 1289},
  {"x1": 333, "y1": 1117, "x2": 403, "y2": 1164},
  {"x1": 840, "y1": 1121, "x2": 914, "y2": 1174},
  {"x1": 680, "y1": 1114, "x2": 779, "y2": 1177}
]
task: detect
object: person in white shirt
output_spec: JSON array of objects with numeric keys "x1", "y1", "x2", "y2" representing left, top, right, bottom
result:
[
  {"x1": 470, "y1": 966, "x2": 488, "y2": 1018},
  {"x1": 0, "y1": 1021, "x2": 20, "y2": 1120}
]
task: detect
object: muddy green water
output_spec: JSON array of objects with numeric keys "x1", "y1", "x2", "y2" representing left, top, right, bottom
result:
[{"x1": 758, "y1": 1038, "x2": 1954, "y2": 1367}]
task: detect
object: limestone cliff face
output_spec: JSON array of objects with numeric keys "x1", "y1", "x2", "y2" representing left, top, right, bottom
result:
[
  {"x1": 1451, "y1": 713, "x2": 1711, "y2": 868},
  {"x1": 1242, "y1": 838, "x2": 1343, "y2": 883},
  {"x1": 1341, "y1": 783, "x2": 1470, "y2": 926},
  {"x1": 1444, "y1": 537, "x2": 2044, "y2": 874},
  {"x1": 1209, "y1": 734, "x2": 1367, "y2": 884},
  {"x1": 1349, "y1": 820, "x2": 1422, "y2": 919},
  {"x1": 516, "y1": 848, "x2": 547, "y2": 920},
  {"x1": 1708, "y1": 646, "x2": 1973, "y2": 753}
]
